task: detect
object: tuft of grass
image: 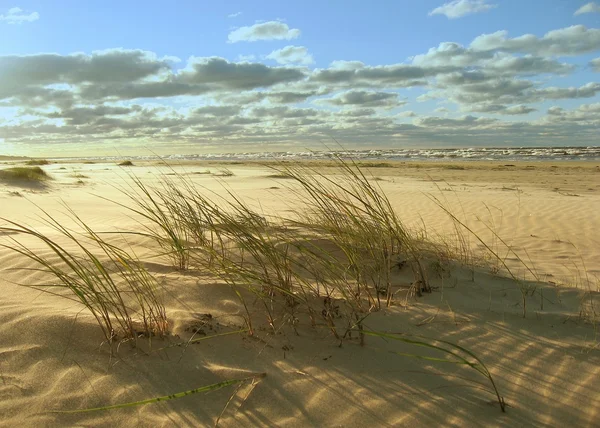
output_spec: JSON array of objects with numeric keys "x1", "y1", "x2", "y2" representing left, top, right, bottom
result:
[
  {"x1": 0, "y1": 207, "x2": 168, "y2": 343},
  {"x1": 118, "y1": 160, "x2": 134, "y2": 166},
  {"x1": 123, "y1": 156, "x2": 434, "y2": 343},
  {"x1": 0, "y1": 166, "x2": 51, "y2": 183},
  {"x1": 358, "y1": 162, "x2": 393, "y2": 168},
  {"x1": 265, "y1": 173, "x2": 294, "y2": 179},
  {"x1": 115, "y1": 156, "x2": 434, "y2": 341},
  {"x1": 278, "y1": 160, "x2": 426, "y2": 343},
  {"x1": 71, "y1": 173, "x2": 89, "y2": 179},
  {"x1": 25, "y1": 159, "x2": 50, "y2": 166},
  {"x1": 214, "y1": 168, "x2": 234, "y2": 177},
  {"x1": 441, "y1": 164, "x2": 465, "y2": 170},
  {"x1": 111, "y1": 173, "x2": 206, "y2": 271}
]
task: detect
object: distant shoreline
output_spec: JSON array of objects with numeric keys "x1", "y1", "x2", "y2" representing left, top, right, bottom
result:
[{"x1": 18, "y1": 145, "x2": 598, "y2": 163}]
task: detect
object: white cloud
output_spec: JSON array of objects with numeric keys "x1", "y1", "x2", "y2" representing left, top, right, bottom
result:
[
  {"x1": 429, "y1": 0, "x2": 496, "y2": 19},
  {"x1": 591, "y1": 57, "x2": 600, "y2": 71},
  {"x1": 228, "y1": 12, "x2": 242, "y2": 18},
  {"x1": 546, "y1": 102, "x2": 600, "y2": 122},
  {"x1": 547, "y1": 106, "x2": 564, "y2": 116},
  {"x1": 412, "y1": 42, "x2": 574, "y2": 75},
  {"x1": 0, "y1": 6, "x2": 39, "y2": 24},
  {"x1": 228, "y1": 21, "x2": 301, "y2": 43},
  {"x1": 328, "y1": 60, "x2": 366, "y2": 70},
  {"x1": 0, "y1": 49, "x2": 173, "y2": 88},
  {"x1": 416, "y1": 114, "x2": 498, "y2": 128},
  {"x1": 535, "y1": 82, "x2": 600, "y2": 100},
  {"x1": 574, "y1": 2, "x2": 600, "y2": 15},
  {"x1": 237, "y1": 54, "x2": 256, "y2": 62},
  {"x1": 266, "y1": 46, "x2": 314, "y2": 65},
  {"x1": 0, "y1": 52, "x2": 307, "y2": 105},
  {"x1": 266, "y1": 91, "x2": 318, "y2": 103},
  {"x1": 179, "y1": 57, "x2": 305, "y2": 89},
  {"x1": 424, "y1": 77, "x2": 600, "y2": 111},
  {"x1": 310, "y1": 61, "x2": 439, "y2": 87},
  {"x1": 471, "y1": 25, "x2": 600, "y2": 56},
  {"x1": 317, "y1": 90, "x2": 403, "y2": 108},
  {"x1": 504, "y1": 105, "x2": 537, "y2": 115}
]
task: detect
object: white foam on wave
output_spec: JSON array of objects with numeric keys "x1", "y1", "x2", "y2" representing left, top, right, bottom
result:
[{"x1": 55, "y1": 146, "x2": 600, "y2": 163}]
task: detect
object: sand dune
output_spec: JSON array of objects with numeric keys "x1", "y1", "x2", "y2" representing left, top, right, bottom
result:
[{"x1": 0, "y1": 160, "x2": 598, "y2": 427}]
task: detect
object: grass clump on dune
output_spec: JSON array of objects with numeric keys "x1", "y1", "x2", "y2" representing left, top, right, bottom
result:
[
  {"x1": 71, "y1": 173, "x2": 89, "y2": 179},
  {"x1": 266, "y1": 157, "x2": 432, "y2": 340},
  {"x1": 25, "y1": 159, "x2": 50, "y2": 166},
  {"x1": 0, "y1": 166, "x2": 51, "y2": 183},
  {"x1": 213, "y1": 168, "x2": 234, "y2": 177},
  {"x1": 265, "y1": 173, "x2": 295, "y2": 179},
  {"x1": 118, "y1": 160, "x2": 134, "y2": 166},
  {"x1": 357, "y1": 162, "x2": 393, "y2": 168},
  {"x1": 0, "y1": 207, "x2": 168, "y2": 344},
  {"x1": 116, "y1": 159, "x2": 427, "y2": 337},
  {"x1": 114, "y1": 174, "x2": 201, "y2": 270},
  {"x1": 0, "y1": 156, "x2": 509, "y2": 414},
  {"x1": 114, "y1": 157, "x2": 506, "y2": 411}
]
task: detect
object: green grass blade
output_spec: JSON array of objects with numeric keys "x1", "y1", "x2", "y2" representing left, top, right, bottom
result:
[
  {"x1": 49, "y1": 373, "x2": 266, "y2": 414},
  {"x1": 390, "y1": 351, "x2": 473, "y2": 365},
  {"x1": 360, "y1": 329, "x2": 506, "y2": 412}
]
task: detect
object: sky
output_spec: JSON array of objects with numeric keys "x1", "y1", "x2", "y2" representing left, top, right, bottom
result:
[{"x1": 1, "y1": 0, "x2": 600, "y2": 156}]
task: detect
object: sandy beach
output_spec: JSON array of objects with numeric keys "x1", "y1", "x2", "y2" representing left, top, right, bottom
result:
[{"x1": 0, "y1": 159, "x2": 598, "y2": 427}]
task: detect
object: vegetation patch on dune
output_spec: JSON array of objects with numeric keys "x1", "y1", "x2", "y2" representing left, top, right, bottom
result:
[
  {"x1": 265, "y1": 173, "x2": 295, "y2": 179},
  {"x1": 357, "y1": 162, "x2": 394, "y2": 168},
  {"x1": 10, "y1": 157, "x2": 582, "y2": 418},
  {"x1": 213, "y1": 168, "x2": 234, "y2": 177},
  {"x1": 25, "y1": 159, "x2": 50, "y2": 166},
  {"x1": 0, "y1": 166, "x2": 51, "y2": 183},
  {"x1": 0, "y1": 209, "x2": 168, "y2": 342},
  {"x1": 71, "y1": 173, "x2": 89, "y2": 179}
]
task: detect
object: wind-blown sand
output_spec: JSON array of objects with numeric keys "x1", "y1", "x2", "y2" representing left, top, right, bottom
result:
[{"x1": 0, "y1": 160, "x2": 598, "y2": 427}]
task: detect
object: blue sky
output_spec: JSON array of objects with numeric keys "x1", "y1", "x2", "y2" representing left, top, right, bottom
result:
[{"x1": 1, "y1": 0, "x2": 599, "y2": 156}]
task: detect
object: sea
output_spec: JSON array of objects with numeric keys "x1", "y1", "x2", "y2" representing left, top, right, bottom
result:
[{"x1": 61, "y1": 146, "x2": 600, "y2": 163}]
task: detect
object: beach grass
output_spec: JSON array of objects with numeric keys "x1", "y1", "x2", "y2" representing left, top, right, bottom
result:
[
  {"x1": 0, "y1": 156, "x2": 515, "y2": 416},
  {"x1": 0, "y1": 166, "x2": 51, "y2": 183},
  {"x1": 361, "y1": 329, "x2": 506, "y2": 412},
  {"x1": 0, "y1": 207, "x2": 168, "y2": 343},
  {"x1": 25, "y1": 159, "x2": 50, "y2": 166},
  {"x1": 102, "y1": 158, "x2": 507, "y2": 411},
  {"x1": 213, "y1": 168, "x2": 234, "y2": 177}
]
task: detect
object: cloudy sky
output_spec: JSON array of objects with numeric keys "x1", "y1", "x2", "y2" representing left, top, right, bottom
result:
[{"x1": 1, "y1": 0, "x2": 600, "y2": 156}]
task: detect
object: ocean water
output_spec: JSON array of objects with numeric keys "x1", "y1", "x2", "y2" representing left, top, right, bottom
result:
[{"x1": 63, "y1": 146, "x2": 600, "y2": 163}]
